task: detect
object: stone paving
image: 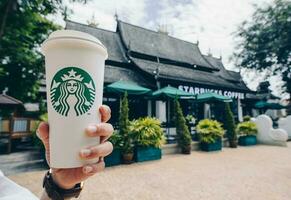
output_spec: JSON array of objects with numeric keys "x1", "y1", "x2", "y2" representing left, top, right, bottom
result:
[
  {"x1": 7, "y1": 143, "x2": 291, "y2": 200},
  {"x1": 0, "y1": 150, "x2": 47, "y2": 176}
]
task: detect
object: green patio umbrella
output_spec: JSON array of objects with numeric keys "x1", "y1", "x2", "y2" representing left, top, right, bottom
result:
[
  {"x1": 151, "y1": 86, "x2": 194, "y2": 138},
  {"x1": 195, "y1": 92, "x2": 232, "y2": 103},
  {"x1": 104, "y1": 80, "x2": 151, "y2": 95},
  {"x1": 255, "y1": 101, "x2": 286, "y2": 110},
  {"x1": 151, "y1": 86, "x2": 194, "y2": 99}
]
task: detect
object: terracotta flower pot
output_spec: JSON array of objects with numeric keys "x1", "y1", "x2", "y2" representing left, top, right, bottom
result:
[
  {"x1": 229, "y1": 140, "x2": 238, "y2": 148},
  {"x1": 122, "y1": 153, "x2": 134, "y2": 164},
  {"x1": 181, "y1": 145, "x2": 191, "y2": 154}
]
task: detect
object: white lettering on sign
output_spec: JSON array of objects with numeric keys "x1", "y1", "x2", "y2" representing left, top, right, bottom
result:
[{"x1": 178, "y1": 85, "x2": 245, "y2": 99}]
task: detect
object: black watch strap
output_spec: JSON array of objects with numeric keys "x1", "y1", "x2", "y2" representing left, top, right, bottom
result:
[{"x1": 43, "y1": 170, "x2": 83, "y2": 200}]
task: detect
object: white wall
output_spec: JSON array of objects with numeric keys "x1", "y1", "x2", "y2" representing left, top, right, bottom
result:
[{"x1": 155, "y1": 101, "x2": 166, "y2": 122}]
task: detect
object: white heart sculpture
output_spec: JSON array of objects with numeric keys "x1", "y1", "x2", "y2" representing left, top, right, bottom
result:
[
  {"x1": 278, "y1": 116, "x2": 291, "y2": 139},
  {"x1": 252, "y1": 115, "x2": 288, "y2": 147}
]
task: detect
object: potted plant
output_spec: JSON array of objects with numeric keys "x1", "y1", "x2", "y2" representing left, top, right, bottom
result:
[
  {"x1": 196, "y1": 119, "x2": 225, "y2": 152},
  {"x1": 185, "y1": 114, "x2": 196, "y2": 125},
  {"x1": 185, "y1": 114, "x2": 197, "y2": 141},
  {"x1": 224, "y1": 103, "x2": 237, "y2": 148},
  {"x1": 174, "y1": 98, "x2": 192, "y2": 154},
  {"x1": 130, "y1": 117, "x2": 165, "y2": 162},
  {"x1": 104, "y1": 131, "x2": 122, "y2": 167},
  {"x1": 118, "y1": 92, "x2": 134, "y2": 164},
  {"x1": 236, "y1": 120, "x2": 258, "y2": 146}
]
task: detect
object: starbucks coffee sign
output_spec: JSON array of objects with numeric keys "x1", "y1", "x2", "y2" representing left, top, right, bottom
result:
[
  {"x1": 178, "y1": 85, "x2": 245, "y2": 99},
  {"x1": 50, "y1": 67, "x2": 96, "y2": 117}
]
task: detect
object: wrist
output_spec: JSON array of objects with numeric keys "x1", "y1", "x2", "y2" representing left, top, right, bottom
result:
[
  {"x1": 51, "y1": 170, "x2": 75, "y2": 190},
  {"x1": 43, "y1": 170, "x2": 83, "y2": 200}
]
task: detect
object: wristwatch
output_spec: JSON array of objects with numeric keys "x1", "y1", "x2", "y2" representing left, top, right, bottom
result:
[{"x1": 43, "y1": 169, "x2": 83, "y2": 200}]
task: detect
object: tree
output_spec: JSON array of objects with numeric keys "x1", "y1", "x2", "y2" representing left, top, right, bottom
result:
[
  {"x1": 0, "y1": 0, "x2": 88, "y2": 40},
  {"x1": 174, "y1": 98, "x2": 192, "y2": 154},
  {"x1": 224, "y1": 103, "x2": 237, "y2": 148},
  {"x1": 0, "y1": 0, "x2": 88, "y2": 102},
  {"x1": 233, "y1": 0, "x2": 291, "y2": 110},
  {"x1": 0, "y1": 1, "x2": 59, "y2": 102},
  {"x1": 119, "y1": 92, "x2": 133, "y2": 154}
]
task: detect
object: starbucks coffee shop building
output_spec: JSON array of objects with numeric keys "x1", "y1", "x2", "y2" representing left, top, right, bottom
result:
[{"x1": 65, "y1": 20, "x2": 251, "y2": 126}]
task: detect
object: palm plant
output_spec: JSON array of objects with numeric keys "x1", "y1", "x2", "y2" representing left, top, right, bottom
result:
[{"x1": 130, "y1": 117, "x2": 165, "y2": 148}]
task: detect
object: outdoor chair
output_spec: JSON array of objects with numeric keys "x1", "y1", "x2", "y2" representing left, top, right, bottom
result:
[
  {"x1": 252, "y1": 115, "x2": 288, "y2": 147},
  {"x1": 278, "y1": 116, "x2": 291, "y2": 140},
  {"x1": 0, "y1": 119, "x2": 12, "y2": 153},
  {"x1": 0, "y1": 118, "x2": 37, "y2": 153}
]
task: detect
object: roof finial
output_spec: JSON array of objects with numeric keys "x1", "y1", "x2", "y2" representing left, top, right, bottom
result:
[
  {"x1": 219, "y1": 51, "x2": 222, "y2": 60},
  {"x1": 157, "y1": 24, "x2": 169, "y2": 35},
  {"x1": 207, "y1": 48, "x2": 212, "y2": 56},
  {"x1": 114, "y1": 11, "x2": 119, "y2": 21},
  {"x1": 87, "y1": 13, "x2": 99, "y2": 28},
  {"x1": 2, "y1": 87, "x2": 8, "y2": 95},
  {"x1": 196, "y1": 40, "x2": 199, "y2": 46}
]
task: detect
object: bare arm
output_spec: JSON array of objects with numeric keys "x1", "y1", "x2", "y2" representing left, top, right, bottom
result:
[{"x1": 37, "y1": 105, "x2": 113, "y2": 200}]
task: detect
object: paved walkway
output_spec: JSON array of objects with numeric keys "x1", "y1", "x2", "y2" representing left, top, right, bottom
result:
[
  {"x1": 0, "y1": 150, "x2": 47, "y2": 176},
  {"x1": 9, "y1": 143, "x2": 291, "y2": 200}
]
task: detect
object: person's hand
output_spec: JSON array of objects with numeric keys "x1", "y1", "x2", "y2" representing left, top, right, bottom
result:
[{"x1": 37, "y1": 105, "x2": 114, "y2": 189}]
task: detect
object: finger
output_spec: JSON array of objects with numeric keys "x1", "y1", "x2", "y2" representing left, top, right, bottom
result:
[
  {"x1": 64, "y1": 160, "x2": 105, "y2": 183},
  {"x1": 99, "y1": 105, "x2": 111, "y2": 123},
  {"x1": 82, "y1": 160, "x2": 105, "y2": 176},
  {"x1": 36, "y1": 122, "x2": 49, "y2": 151},
  {"x1": 36, "y1": 122, "x2": 49, "y2": 143},
  {"x1": 86, "y1": 123, "x2": 114, "y2": 137},
  {"x1": 100, "y1": 135, "x2": 110, "y2": 143},
  {"x1": 80, "y1": 141, "x2": 113, "y2": 159},
  {"x1": 36, "y1": 122, "x2": 50, "y2": 164}
]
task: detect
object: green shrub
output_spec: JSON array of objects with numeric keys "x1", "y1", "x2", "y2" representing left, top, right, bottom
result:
[
  {"x1": 118, "y1": 92, "x2": 133, "y2": 154},
  {"x1": 40, "y1": 113, "x2": 48, "y2": 122},
  {"x1": 236, "y1": 121, "x2": 258, "y2": 136},
  {"x1": 196, "y1": 119, "x2": 225, "y2": 144},
  {"x1": 108, "y1": 131, "x2": 123, "y2": 149},
  {"x1": 243, "y1": 115, "x2": 251, "y2": 122},
  {"x1": 174, "y1": 98, "x2": 192, "y2": 149},
  {"x1": 224, "y1": 103, "x2": 237, "y2": 147},
  {"x1": 130, "y1": 117, "x2": 165, "y2": 148},
  {"x1": 185, "y1": 114, "x2": 196, "y2": 124}
]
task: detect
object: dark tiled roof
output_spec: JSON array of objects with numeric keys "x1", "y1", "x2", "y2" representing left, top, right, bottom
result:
[
  {"x1": 203, "y1": 55, "x2": 239, "y2": 82},
  {"x1": 0, "y1": 94, "x2": 23, "y2": 105},
  {"x1": 65, "y1": 20, "x2": 250, "y2": 93},
  {"x1": 104, "y1": 65, "x2": 151, "y2": 87},
  {"x1": 66, "y1": 20, "x2": 127, "y2": 62},
  {"x1": 117, "y1": 21, "x2": 216, "y2": 70},
  {"x1": 130, "y1": 57, "x2": 250, "y2": 92},
  {"x1": 227, "y1": 71, "x2": 241, "y2": 80}
]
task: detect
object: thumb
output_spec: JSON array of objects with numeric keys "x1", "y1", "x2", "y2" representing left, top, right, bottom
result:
[{"x1": 37, "y1": 122, "x2": 50, "y2": 164}]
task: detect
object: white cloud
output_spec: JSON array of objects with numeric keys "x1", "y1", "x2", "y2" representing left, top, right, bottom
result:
[
  {"x1": 53, "y1": 0, "x2": 284, "y2": 97},
  {"x1": 57, "y1": 0, "x2": 147, "y2": 31}
]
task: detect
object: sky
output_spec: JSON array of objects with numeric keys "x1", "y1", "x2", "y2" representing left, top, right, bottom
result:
[{"x1": 51, "y1": 0, "x2": 286, "y2": 98}]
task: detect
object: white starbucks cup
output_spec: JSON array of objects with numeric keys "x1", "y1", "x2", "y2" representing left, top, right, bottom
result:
[{"x1": 41, "y1": 30, "x2": 108, "y2": 168}]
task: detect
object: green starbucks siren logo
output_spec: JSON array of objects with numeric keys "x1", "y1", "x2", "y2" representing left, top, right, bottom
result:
[{"x1": 50, "y1": 67, "x2": 95, "y2": 117}]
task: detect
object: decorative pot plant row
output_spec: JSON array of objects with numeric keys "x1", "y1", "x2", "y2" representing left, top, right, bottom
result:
[
  {"x1": 130, "y1": 117, "x2": 165, "y2": 162},
  {"x1": 196, "y1": 119, "x2": 225, "y2": 152},
  {"x1": 236, "y1": 120, "x2": 258, "y2": 146},
  {"x1": 105, "y1": 117, "x2": 165, "y2": 166}
]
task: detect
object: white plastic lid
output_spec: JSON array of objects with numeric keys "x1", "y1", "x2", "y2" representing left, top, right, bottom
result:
[{"x1": 42, "y1": 30, "x2": 107, "y2": 57}]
